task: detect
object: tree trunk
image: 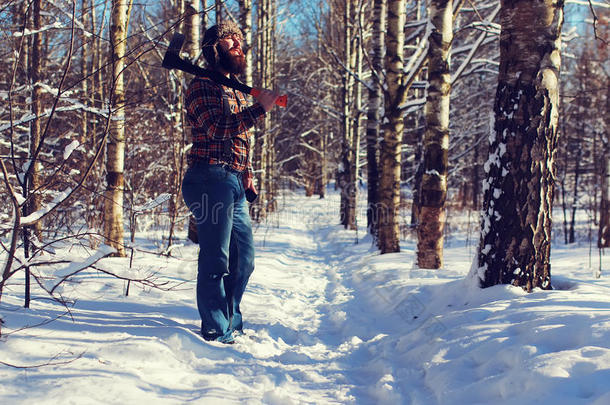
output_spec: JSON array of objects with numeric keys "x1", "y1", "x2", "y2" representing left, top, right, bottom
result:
[
  {"x1": 474, "y1": 0, "x2": 564, "y2": 292},
  {"x1": 104, "y1": 0, "x2": 132, "y2": 256},
  {"x1": 416, "y1": 0, "x2": 453, "y2": 269},
  {"x1": 341, "y1": 0, "x2": 356, "y2": 230},
  {"x1": 568, "y1": 137, "x2": 581, "y2": 243},
  {"x1": 168, "y1": 0, "x2": 195, "y2": 249},
  {"x1": 378, "y1": 0, "x2": 405, "y2": 253},
  {"x1": 215, "y1": 0, "x2": 222, "y2": 24},
  {"x1": 80, "y1": 0, "x2": 90, "y2": 163},
  {"x1": 254, "y1": 0, "x2": 276, "y2": 218},
  {"x1": 366, "y1": 0, "x2": 385, "y2": 237},
  {"x1": 238, "y1": 0, "x2": 253, "y2": 87},
  {"x1": 26, "y1": 0, "x2": 43, "y2": 242},
  {"x1": 599, "y1": 82, "x2": 610, "y2": 248},
  {"x1": 184, "y1": 0, "x2": 200, "y2": 60}
]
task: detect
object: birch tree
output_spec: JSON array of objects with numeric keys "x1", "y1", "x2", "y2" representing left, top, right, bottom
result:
[
  {"x1": 378, "y1": 0, "x2": 406, "y2": 253},
  {"x1": 600, "y1": 81, "x2": 609, "y2": 249},
  {"x1": 473, "y1": 0, "x2": 564, "y2": 291},
  {"x1": 238, "y1": 0, "x2": 254, "y2": 87},
  {"x1": 339, "y1": 0, "x2": 355, "y2": 229},
  {"x1": 365, "y1": 0, "x2": 385, "y2": 237},
  {"x1": 25, "y1": 0, "x2": 43, "y2": 244},
  {"x1": 416, "y1": 0, "x2": 453, "y2": 269},
  {"x1": 104, "y1": 0, "x2": 133, "y2": 257}
]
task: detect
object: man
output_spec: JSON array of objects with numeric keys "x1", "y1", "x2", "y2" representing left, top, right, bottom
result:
[{"x1": 181, "y1": 21, "x2": 279, "y2": 344}]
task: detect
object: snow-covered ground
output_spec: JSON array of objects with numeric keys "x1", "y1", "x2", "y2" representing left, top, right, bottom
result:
[{"x1": 1, "y1": 190, "x2": 609, "y2": 404}]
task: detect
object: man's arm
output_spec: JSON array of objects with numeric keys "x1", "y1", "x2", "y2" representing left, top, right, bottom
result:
[{"x1": 186, "y1": 78, "x2": 266, "y2": 141}]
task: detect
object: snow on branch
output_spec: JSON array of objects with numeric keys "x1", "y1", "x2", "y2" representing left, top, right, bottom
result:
[
  {"x1": 0, "y1": 103, "x2": 109, "y2": 133},
  {"x1": 12, "y1": 21, "x2": 64, "y2": 37},
  {"x1": 20, "y1": 188, "x2": 73, "y2": 226},
  {"x1": 133, "y1": 193, "x2": 172, "y2": 213},
  {"x1": 46, "y1": 245, "x2": 117, "y2": 293},
  {"x1": 452, "y1": 4, "x2": 501, "y2": 85}
]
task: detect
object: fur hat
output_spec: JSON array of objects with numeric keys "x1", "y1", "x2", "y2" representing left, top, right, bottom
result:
[{"x1": 202, "y1": 21, "x2": 243, "y2": 69}]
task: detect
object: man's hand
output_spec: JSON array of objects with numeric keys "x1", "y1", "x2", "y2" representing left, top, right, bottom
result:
[
  {"x1": 254, "y1": 89, "x2": 280, "y2": 112},
  {"x1": 242, "y1": 173, "x2": 258, "y2": 202}
]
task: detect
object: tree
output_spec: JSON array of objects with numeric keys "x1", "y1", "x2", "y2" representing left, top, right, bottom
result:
[
  {"x1": 238, "y1": 0, "x2": 254, "y2": 87},
  {"x1": 473, "y1": 0, "x2": 564, "y2": 291},
  {"x1": 599, "y1": 81, "x2": 609, "y2": 249},
  {"x1": 416, "y1": 0, "x2": 453, "y2": 269},
  {"x1": 104, "y1": 0, "x2": 133, "y2": 257},
  {"x1": 377, "y1": 0, "x2": 406, "y2": 253},
  {"x1": 365, "y1": 0, "x2": 385, "y2": 237}
]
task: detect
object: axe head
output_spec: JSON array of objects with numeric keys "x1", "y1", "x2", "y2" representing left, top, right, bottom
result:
[{"x1": 162, "y1": 33, "x2": 186, "y2": 70}]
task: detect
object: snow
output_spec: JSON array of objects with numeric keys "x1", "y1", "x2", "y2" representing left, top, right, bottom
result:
[
  {"x1": 19, "y1": 187, "x2": 73, "y2": 226},
  {"x1": 63, "y1": 140, "x2": 80, "y2": 160},
  {"x1": 1, "y1": 190, "x2": 609, "y2": 404}
]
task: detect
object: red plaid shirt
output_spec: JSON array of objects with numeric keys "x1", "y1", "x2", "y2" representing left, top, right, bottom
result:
[{"x1": 185, "y1": 76, "x2": 265, "y2": 176}]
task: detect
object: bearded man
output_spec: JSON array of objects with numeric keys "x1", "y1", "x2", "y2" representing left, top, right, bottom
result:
[{"x1": 181, "y1": 21, "x2": 279, "y2": 344}]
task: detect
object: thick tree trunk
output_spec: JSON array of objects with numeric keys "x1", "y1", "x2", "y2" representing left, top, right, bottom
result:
[
  {"x1": 104, "y1": 0, "x2": 132, "y2": 256},
  {"x1": 366, "y1": 0, "x2": 385, "y2": 237},
  {"x1": 184, "y1": 0, "x2": 200, "y2": 60},
  {"x1": 475, "y1": 0, "x2": 564, "y2": 291},
  {"x1": 378, "y1": 0, "x2": 405, "y2": 253},
  {"x1": 416, "y1": 0, "x2": 453, "y2": 269}
]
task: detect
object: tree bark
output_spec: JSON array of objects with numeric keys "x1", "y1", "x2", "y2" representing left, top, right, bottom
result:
[
  {"x1": 238, "y1": 0, "x2": 253, "y2": 87},
  {"x1": 475, "y1": 0, "x2": 564, "y2": 291},
  {"x1": 366, "y1": 0, "x2": 385, "y2": 237},
  {"x1": 104, "y1": 0, "x2": 132, "y2": 256},
  {"x1": 417, "y1": 0, "x2": 453, "y2": 269},
  {"x1": 599, "y1": 81, "x2": 610, "y2": 248},
  {"x1": 340, "y1": 0, "x2": 356, "y2": 229},
  {"x1": 184, "y1": 0, "x2": 200, "y2": 60},
  {"x1": 26, "y1": 0, "x2": 43, "y2": 242},
  {"x1": 378, "y1": 0, "x2": 405, "y2": 253}
]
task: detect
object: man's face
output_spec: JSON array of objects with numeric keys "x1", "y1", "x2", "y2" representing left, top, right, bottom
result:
[{"x1": 218, "y1": 33, "x2": 246, "y2": 75}]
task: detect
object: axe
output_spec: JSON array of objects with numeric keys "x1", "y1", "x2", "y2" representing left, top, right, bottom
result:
[{"x1": 162, "y1": 33, "x2": 287, "y2": 108}]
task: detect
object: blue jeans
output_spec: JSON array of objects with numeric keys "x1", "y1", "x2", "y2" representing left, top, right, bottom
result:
[{"x1": 182, "y1": 163, "x2": 255, "y2": 342}]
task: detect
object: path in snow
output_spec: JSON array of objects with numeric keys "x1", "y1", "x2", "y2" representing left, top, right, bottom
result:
[{"x1": 2, "y1": 190, "x2": 610, "y2": 405}]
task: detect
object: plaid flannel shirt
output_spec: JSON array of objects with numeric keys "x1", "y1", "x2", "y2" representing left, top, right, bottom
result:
[{"x1": 185, "y1": 76, "x2": 266, "y2": 177}]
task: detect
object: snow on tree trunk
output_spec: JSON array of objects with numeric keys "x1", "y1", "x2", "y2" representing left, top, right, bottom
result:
[
  {"x1": 417, "y1": 0, "x2": 452, "y2": 269},
  {"x1": 104, "y1": 0, "x2": 132, "y2": 257},
  {"x1": 474, "y1": 0, "x2": 563, "y2": 291},
  {"x1": 378, "y1": 0, "x2": 405, "y2": 253}
]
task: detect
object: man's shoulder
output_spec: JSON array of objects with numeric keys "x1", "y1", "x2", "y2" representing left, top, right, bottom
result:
[
  {"x1": 187, "y1": 76, "x2": 223, "y2": 98},
  {"x1": 189, "y1": 76, "x2": 220, "y2": 88}
]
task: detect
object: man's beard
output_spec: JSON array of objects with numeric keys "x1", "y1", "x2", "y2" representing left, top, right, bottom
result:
[{"x1": 218, "y1": 47, "x2": 246, "y2": 75}]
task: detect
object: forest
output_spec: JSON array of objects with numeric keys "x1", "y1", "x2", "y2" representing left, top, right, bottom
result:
[
  {"x1": 0, "y1": 0, "x2": 608, "y2": 325},
  {"x1": 0, "y1": 1, "x2": 609, "y2": 403}
]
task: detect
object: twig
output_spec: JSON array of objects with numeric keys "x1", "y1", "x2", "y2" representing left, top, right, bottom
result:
[
  {"x1": 588, "y1": 0, "x2": 608, "y2": 45},
  {"x1": 0, "y1": 351, "x2": 85, "y2": 369}
]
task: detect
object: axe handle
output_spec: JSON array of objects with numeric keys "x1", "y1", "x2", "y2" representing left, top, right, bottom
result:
[{"x1": 163, "y1": 52, "x2": 287, "y2": 108}]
